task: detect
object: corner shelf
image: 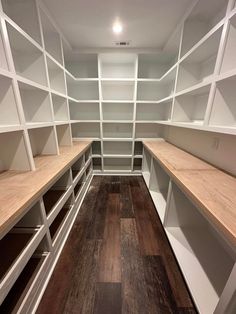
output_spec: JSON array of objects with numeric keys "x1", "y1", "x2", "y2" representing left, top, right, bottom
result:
[
  {"x1": 0, "y1": 74, "x2": 20, "y2": 126},
  {"x1": 40, "y1": 9, "x2": 63, "y2": 64},
  {"x1": 102, "y1": 102, "x2": 134, "y2": 121},
  {"x1": 172, "y1": 84, "x2": 211, "y2": 124},
  {"x1": 177, "y1": 27, "x2": 222, "y2": 92},
  {"x1": 7, "y1": 23, "x2": 47, "y2": 86},
  {"x1": 19, "y1": 82, "x2": 53, "y2": 124},
  {"x1": 69, "y1": 101, "x2": 100, "y2": 120},
  {"x1": 28, "y1": 126, "x2": 58, "y2": 158},
  {"x1": 209, "y1": 75, "x2": 236, "y2": 128},
  {"x1": 1, "y1": 0, "x2": 42, "y2": 45}
]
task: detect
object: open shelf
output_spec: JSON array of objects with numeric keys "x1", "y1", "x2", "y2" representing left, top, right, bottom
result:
[
  {"x1": 0, "y1": 24, "x2": 8, "y2": 71},
  {"x1": 47, "y1": 57, "x2": 66, "y2": 94},
  {"x1": 0, "y1": 236, "x2": 49, "y2": 313},
  {"x1": 66, "y1": 75, "x2": 99, "y2": 100},
  {"x1": 133, "y1": 158, "x2": 142, "y2": 172},
  {"x1": 86, "y1": 161, "x2": 92, "y2": 177},
  {"x1": 181, "y1": 0, "x2": 227, "y2": 57},
  {"x1": 177, "y1": 27, "x2": 222, "y2": 92},
  {"x1": 92, "y1": 141, "x2": 101, "y2": 155},
  {"x1": 142, "y1": 148, "x2": 152, "y2": 186},
  {"x1": 85, "y1": 147, "x2": 92, "y2": 163},
  {"x1": 134, "y1": 141, "x2": 143, "y2": 156},
  {"x1": 7, "y1": 23, "x2": 47, "y2": 86},
  {"x1": 103, "y1": 141, "x2": 132, "y2": 156},
  {"x1": 149, "y1": 159, "x2": 170, "y2": 223},
  {"x1": 165, "y1": 182, "x2": 235, "y2": 314},
  {"x1": 172, "y1": 84, "x2": 210, "y2": 124},
  {"x1": 103, "y1": 157, "x2": 132, "y2": 172},
  {"x1": 93, "y1": 157, "x2": 102, "y2": 172},
  {"x1": 135, "y1": 123, "x2": 165, "y2": 139},
  {"x1": 72, "y1": 155, "x2": 85, "y2": 180},
  {"x1": 19, "y1": 82, "x2": 52, "y2": 124},
  {"x1": 16, "y1": 202, "x2": 43, "y2": 228},
  {"x1": 100, "y1": 53, "x2": 136, "y2": 78},
  {"x1": 103, "y1": 123, "x2": 133, "y2": 139},
  {"x1": 69, "y1": 101, "x2": 100, "y2": 120},
  {"x1": 43, "y1": 169, "x2": 71, "y2": 216},
  {"x1": 28, "y1": 126, "x2": 58, "y2": 157},
  {"x1": 0, "y1": 131, "x2": 31, "y2": 171},
  {"x1": 74, "y1": 173, "x2": 86, "y2": 198},
  {"x1": 71, "y1": 122, "x2": 100, "y2": 139},
  {"x1": 64, "y1": 53, "x2": 98, "y2": 78},
  {"x1": 102, "y1": 102, "x2": 134, "y2": 121},
  {"x1": 136, "y1": 101, "x2": 172, "y2": 121},
  {"x1": 221, "y1": 14, "x2": 236, "y2": 74},
  {"x1": 56, "y1": 124, "x2": 71, "y2": 147},
  {"x1": 52, "y1": 94, "x2": 69, "y2": 122},
  {"x1": 101, "y1": 81, "x2": 134, "y2": 101},
  {"x1": 2, "y1": 0, "x2": 42, "y2": 44},
  {"x1": 40, "y1": 9, "x2": 63, "y2": 64},
  {"x1": 0, "y1": 75, "x2": 20, "y2": 126},
  {"x1": 210, "y1": 75, "x2": 236, "y2": 128}
]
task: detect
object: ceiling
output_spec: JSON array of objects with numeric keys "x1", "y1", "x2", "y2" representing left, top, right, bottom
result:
[{"x1": 42, "y1": 0, "x2": 194, "y2": 52}]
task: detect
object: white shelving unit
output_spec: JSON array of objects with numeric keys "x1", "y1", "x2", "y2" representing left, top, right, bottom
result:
[
  {"x1": 47, "y1": 57, "x2": 66, "y2": 94},
  {"x1": 100, "y1": 53, "x2": 136, "y2": 78},
  {"x1": 69, "y1": 101, "x2": 100, "y2": 121},
  {"x1": 102, "y1": 102, "x2": 134, "y2": 121},
  {"x1": 64, "y1": 53, "x2": 98, "y2": 78},
  {"x1": 52, "y1": 94, "x2": 69, "y2": 122},
  {"x1": 71, "y1": 122, "x2": 100, "y2": 139}
]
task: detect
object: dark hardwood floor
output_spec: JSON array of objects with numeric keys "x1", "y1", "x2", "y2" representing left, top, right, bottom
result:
[{"x1": 37, "y1": 176, "x2": 196, "y2": 314}]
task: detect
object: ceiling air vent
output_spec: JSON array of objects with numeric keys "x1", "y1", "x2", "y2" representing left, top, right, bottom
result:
[{"x1": 114, "y1": 41, "x2": 131, "y2": 46}]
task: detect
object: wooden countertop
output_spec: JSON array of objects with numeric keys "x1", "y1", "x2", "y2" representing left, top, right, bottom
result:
[
  {"x1": 0, "y1": 141, "x2": 92, "y2": 238},
  {"x1": 143, "y1": 140, "x2": 236, "y2": 247}
]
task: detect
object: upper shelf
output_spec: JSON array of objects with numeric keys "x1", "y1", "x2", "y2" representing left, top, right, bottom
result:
[{"x1": 64, "y1": 53, "x2": 98, "y2": 78}]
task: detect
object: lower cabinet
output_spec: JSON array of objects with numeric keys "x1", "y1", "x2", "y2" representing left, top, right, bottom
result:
[{"x1": 0, "y1": 146, "x2": 93, "y2": 313}]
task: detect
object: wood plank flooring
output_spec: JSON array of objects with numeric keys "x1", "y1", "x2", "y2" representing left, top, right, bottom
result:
[{"x1": 37, "y1": 176, "x2": 196, "y2": 314}]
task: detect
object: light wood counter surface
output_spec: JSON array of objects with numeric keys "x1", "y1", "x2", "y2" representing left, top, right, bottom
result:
[
  {"x1": 0, "y1": 141, "x2": 92, "y2": 238},
  {"x1": 143, "y1": 140, "x2": 236, "y2": 247}
]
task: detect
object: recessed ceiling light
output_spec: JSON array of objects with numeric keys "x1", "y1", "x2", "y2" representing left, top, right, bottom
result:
[{"x1": 113, "y1": 21, "x2": 123, "y2": 34}]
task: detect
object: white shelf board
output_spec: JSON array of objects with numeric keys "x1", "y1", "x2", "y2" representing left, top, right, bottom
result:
[{"x1": 150, "y1": 191, "x2": 167, "y2": 223}]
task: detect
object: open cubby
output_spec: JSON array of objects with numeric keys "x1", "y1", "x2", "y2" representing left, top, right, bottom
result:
[
  {"x1": 102, "y1": 102, "x2": 134, "y2": 121},
  {"x1": 181, "y1": 0, "x2": 227, "y2": 57},
  {"x1": 172, "y1": 84, "x2": 210, "y2": 124},
  {"x1": 56, "y1": 124, "x2": 71, "y2": 147},
  {"x1": 92, "y1": 141, "x2": 101, "y2": 155},
  {"x1": 49, "y1": 205, "x2": 71, "y2": 242},
  {"x1": 74, "y1": 173, "x2": 86, "y2": 198},
  {"x1": 137, "y1": 81, "x2": 163, "y2": 101},
  {"x1": 7, "y1": 23, "x2": 47, "y2": 86},
  {"x1": 1, "y1": 0, "x2": 42, "y2": 44},
  {"x1": 19, "y1": 82, "x2": 52, "y2": 124},
  {"x1": 71, "y1": 122, "x2": 100, "y2": 139},
  {"x1": 86, "y1": 162, "x2": 92, "y2": 177},
  {"x1": 133, "y1": 158, "x2": 142, "y2": 172},
  {"x1": 64, "y1": 53, "x2": 98, "y2": 78},
  {"x1": 135, "y1": 123, "x2": 164, "y2": 139},
  {"x1": 16, "y1": 202, "x2": 43, "y2": 228},
  {"x1": 72, "y1": 155, "x2": 85, "y2": 179},
  {"x1": 47, "y1": 57, "x2": 66, "y2": 94},
  {"x1": 103, "y1": 123, "x2": 133, "y2": 139},
  {"x1": 28, "y1": 126, "x2": 58, "y2": 157},
  {"x1": 138, "y1": 53, "x2": 176, "y2": 78},
  {"x1": 149, "y1": 159, "x2": 170, "y2": 222},
  {"x1": 0, "y1": 131, "x2": 31, "y2": 171},
  {"x1": 142, "y1": 148, "x2": 152, "y2": 186},
  {"x1": 103, "y1": 157, "x2": 132, "y2": 171},
  {"x1": 43, "y1": 170, "x2": 71, "y2": 215},
  {"x1": 66, "y1": 77, "x2": 99, "y2": 100},
  {"x1": 136, "y1": 102, "x2": 172, "y2": 121},
  {"x1": 69, "y1": 101, "x2": 100, "y2": 121},
  {"x1": 103, "y1": 141, "x2": 132, "y2": 156},
  {"x1": 177, "y1": 28, "x2": 222, "y2": 92},
  {"x1": 52, "y1": 95, "x2": 69, "y2": 122},
  {"x1": 221, "y1": 14, "x2": 236, "y2": 74},
  {"x1": 100, "y1": 53, "x2": 136, "y2": 78},
  {"x1": 40, "y1": 9, "x2": 63, "y2": 64},
  {"x1": 85, "y1": 147, "x2": 91, "y2": 162},
  {"x1": 0, "y1": 75, "x2": 20, "y2": 126},
  {"x1": 134, "y1": 141, "x2": 143, "y2": 156},
  {"x1": 101, "y1": 81, "x2": 134, "y2": 101},
  {"x1": 0, "y1": 24, "x2": 8, "y2": 70},
  {"x1": 93, "y1": 157, "x2": 102, "y2": 171},
  {"x1": 165, "y1": 182, "x2": 235, "y2": 314},
  {"x1": 210, "y1": 75, "x2": 236, "y2": 128}
]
